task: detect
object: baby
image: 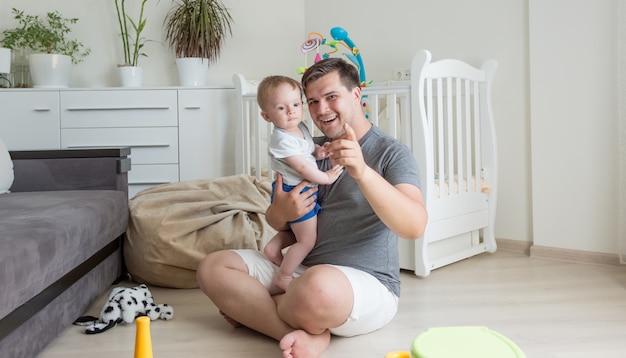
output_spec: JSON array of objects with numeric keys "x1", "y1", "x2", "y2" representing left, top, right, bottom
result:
[{"x1": 257, "y1": 75, "x2": 343, "y2": 293}]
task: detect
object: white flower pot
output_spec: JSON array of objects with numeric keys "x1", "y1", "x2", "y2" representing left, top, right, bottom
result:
[
  {"x1": 118, "y1": 66, "x2": 143, "y2": 87},
  {"x1": 29, "y1": 53, "x2": 71, "y2": 88},
  {"x1": 0, "y1": 48, "x2": 11, "y2": 74},
  {"x1": 176, "y1": 57, "x2": 209, "y2": 87},
  {"x1": 0, "y1": 48, "x2": 11, "y2": 88}
]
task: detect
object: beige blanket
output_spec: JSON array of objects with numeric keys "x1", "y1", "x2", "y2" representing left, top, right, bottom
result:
[{"x1": 125, "y1": 175, "x2": 276, "y2": 288}]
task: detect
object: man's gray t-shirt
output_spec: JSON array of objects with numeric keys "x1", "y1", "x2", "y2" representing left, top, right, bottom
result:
[{"x1": 303, "y1": 125, "x2": 421, "y2": 297}]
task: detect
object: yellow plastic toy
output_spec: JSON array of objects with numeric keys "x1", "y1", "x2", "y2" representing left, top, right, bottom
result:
[{"x1": 134, "y1": 316, "x2": 153, "y2": 358}]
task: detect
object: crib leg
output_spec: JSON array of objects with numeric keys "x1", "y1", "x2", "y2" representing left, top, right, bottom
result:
[
  {"x1": 483, "y1": 226, "x2": 497, "y2": 253},
  {"x1": 414, "y1": 238, "x2": 431, "y2": 277}
]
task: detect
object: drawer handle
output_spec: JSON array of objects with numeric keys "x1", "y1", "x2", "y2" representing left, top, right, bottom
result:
[
  {"x1": 65, "y1": 106, "x2": 171, "y2": 111},
  {"x1": 65, "y1": 144, "x2": 171, "y2": 148},
  {"x1": 130, "y1": 181, "x2": 173, "y2": 185},
  {"x1": 184, "y1": 106, "x2": 201, "y2": 110},
  {"x1": 33, "y1": 108, "x2": 51, "y2": 112}
]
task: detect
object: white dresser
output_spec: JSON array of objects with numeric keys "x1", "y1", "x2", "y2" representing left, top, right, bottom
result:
[{"x1": 0, "y1": 87, "x2": 236, "y2": 197}]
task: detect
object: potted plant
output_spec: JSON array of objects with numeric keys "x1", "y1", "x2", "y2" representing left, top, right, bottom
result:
[
  {"x1": 163, "y1": 0, "x2": 233, "y2": 86},
  {"x1": 114, "y1": 0, "x2": 150, "y2": 87},
  {"x1": 0, "y1": 8, "x2": 90, "y2": 88}
]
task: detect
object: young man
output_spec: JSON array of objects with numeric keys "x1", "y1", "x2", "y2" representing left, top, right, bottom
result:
[{"x1": 196, "y1": 58, "x2": 427, "y2": 358}]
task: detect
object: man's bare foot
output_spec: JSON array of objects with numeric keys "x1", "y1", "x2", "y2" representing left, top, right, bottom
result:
[
  {"x1": 219, "y1": 310, "x2": 243, "y2": 328},
  {"x1": 279, "y1": 329, "x2": 331, "y2": 358}
]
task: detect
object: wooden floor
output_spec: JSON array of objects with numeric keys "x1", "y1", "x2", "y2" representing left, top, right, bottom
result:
[{"x1": 38, "y1": 250, "x2": 626, "y2": 358}]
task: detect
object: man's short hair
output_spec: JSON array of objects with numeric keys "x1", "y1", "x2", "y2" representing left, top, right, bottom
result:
[{"x1": 301, "y1": 58, "x2": 360, "y2": 93}]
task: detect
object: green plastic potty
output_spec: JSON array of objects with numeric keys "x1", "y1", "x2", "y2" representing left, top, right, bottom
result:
[{"x1": 411, "y1": 326, "x2": 526, "y2": 358}]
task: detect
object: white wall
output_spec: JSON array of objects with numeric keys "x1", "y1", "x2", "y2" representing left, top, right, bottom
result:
[
  {"x1": 1, "y1": 0, "x2": 621, "y2": 254},
  {"x1": 0, "y1": 0, "x2": 305, "y2": 87},
  {"x1": 529, "y1": 0, "x2": 618, "y2": 253}
]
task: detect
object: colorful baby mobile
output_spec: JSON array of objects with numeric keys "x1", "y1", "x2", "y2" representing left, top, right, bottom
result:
[
  {"x1": 297, "y1": 27, "x2": 372, "y2": 118},
  {"x1": 297, "y1": 27, "x2": 370, "y2": 88}
]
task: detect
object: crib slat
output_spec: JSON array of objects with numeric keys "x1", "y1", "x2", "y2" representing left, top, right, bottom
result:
[
  {"x1": 370, "y1": 93, "x2": 380, "y2": 126},
  {"x1": 266, "y1": 121, "x2": 274, "y2": 179},
  {"x1": 252, "y1": 104, "x2": 262, "y2": 180},
  {"x1": 473, "y1": 81, "x2": 481, "y2": 189},
  {"x1": 425, "y1": 79, "x2": 434, "y2": 153},
  {"x1": 446, "y1": 77, "x2": 454, "y2": 196},
  {"x1": 387, "y1": 93, "x2": 398, "y2": 138},
  {"x1": 464, "y1": 79, "x2": 473, "y2": 192},
  {"x1": 434, "y1": 78, "x2": 445, "y2": 197},
  {"x1": 242, "y1": 98, "x2": 252, "y2": 177},
  {"x1": 400, "y1": 93, "x2": 411, "y2": 145},
  {"x1": 455, "y1": 78, "x2": 463, "y2": 194}
]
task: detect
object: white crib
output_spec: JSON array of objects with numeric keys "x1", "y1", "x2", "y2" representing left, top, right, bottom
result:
[{"x1": 232, "y1": 49, "x2": 498, "y2": 277}]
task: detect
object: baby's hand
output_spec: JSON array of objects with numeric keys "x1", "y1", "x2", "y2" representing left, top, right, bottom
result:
[
  {"x1": 324, "y1": 164, "x2": 344, "y2": 184},
  {"x1": 314, "y1": 142, "x2": 332, "y2": 160}
]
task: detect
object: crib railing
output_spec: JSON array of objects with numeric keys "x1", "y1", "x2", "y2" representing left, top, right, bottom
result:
[{"x1": 412, "y1": 52, "x2": 498, "y2": 208}]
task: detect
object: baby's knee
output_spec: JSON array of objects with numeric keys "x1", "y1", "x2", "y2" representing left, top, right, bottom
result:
[{"x1": 263, "y1": 243, "x2": 274, "y2": 257}]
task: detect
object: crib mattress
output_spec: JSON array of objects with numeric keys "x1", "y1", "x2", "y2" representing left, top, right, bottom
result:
[{"x1": 434, "y1": 175, "x2": 490, "y2": 198}]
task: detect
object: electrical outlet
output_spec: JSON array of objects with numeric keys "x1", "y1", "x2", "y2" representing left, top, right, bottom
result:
[{"x1": 393, "y1": 68, "x2": 411, "y2": 80}]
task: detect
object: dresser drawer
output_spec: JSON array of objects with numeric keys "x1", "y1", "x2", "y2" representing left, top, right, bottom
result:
[
  {"x1": 128, "y1": 164, "x2": 180, "y2": 198},
  {"x1": 61, "y1": 127, "x2": 179, "y2": 164},
  {"x1": 129, "y1": 164, "x2": 179, "y2": 186},
  {"x1": 60, "y1": 90, "x2": 177, "y2": 128},
  {"x1": 0, "y1": 91, "x2": 61, "y2": 150}
]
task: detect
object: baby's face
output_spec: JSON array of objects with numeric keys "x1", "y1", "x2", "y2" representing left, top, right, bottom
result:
[{"x1": 263, "y1": 83, "x2": 304, "y2": 130}]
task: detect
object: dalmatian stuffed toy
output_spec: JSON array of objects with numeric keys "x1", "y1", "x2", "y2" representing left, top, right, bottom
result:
[{"x1": 74, "y1": 284, "x2": 173, "y2": 334}]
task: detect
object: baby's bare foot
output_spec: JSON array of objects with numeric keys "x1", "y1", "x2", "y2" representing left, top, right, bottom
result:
[{"x1": 272, "y1": 275, "x2": 293, "y2": 294}]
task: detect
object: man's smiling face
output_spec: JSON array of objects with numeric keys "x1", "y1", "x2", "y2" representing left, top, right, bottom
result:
[{"x1": 304, "y1": 71, "x2": 361, "y2": 139}]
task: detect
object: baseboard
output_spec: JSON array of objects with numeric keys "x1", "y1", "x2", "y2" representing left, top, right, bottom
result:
[
  {"x1": 496, "y1": 238, "x2": 532, "y2": 255},
  {"x1": 529, "y1": 244, "x2": 622, "y2": 266}
]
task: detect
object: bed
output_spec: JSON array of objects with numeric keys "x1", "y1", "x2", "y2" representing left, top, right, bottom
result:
[{"x1": 232, "y1": 49, "x2": 498, "y2": 277}]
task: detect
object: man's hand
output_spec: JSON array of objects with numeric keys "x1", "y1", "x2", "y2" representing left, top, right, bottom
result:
[
  {"x1": 328, "y1": 123, "x2": 367, "y2": 180},
  {"x1": 266, "y1": 174, "x2": 318, "y2": 231}
]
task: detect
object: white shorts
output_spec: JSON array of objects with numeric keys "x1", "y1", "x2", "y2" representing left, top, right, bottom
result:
[{"x1": 233, "y1": 249, "x2": 399, "y2": 337}]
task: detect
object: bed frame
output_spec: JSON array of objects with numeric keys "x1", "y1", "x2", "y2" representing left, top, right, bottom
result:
[{"x1": 232, "y1": 49, "x2": 498, "y2": 277}]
